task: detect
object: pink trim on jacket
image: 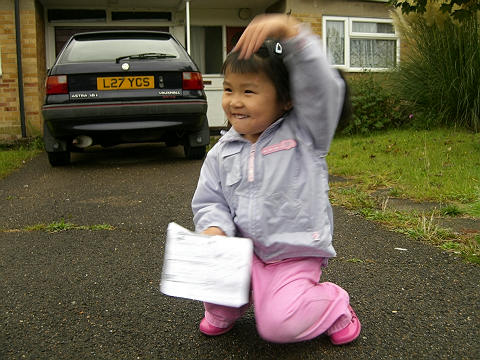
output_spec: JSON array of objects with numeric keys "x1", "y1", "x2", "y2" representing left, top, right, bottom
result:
[{"x1": 261, "y1": 139, "x2": 297, "y2": 156}]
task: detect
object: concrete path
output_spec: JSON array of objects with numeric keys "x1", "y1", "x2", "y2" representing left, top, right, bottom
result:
[{"x1": 1, "y1": 145, "x2": 479, "y2": 359}]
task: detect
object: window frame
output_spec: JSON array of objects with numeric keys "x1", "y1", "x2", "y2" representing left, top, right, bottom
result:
[{"x1": 322, "y1": 16, "x2": 400, "y2": 72}]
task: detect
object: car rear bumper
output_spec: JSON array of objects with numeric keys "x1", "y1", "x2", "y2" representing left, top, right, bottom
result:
[{"x1": 42, "y1": 99, "x2": 208, "y2": 136}]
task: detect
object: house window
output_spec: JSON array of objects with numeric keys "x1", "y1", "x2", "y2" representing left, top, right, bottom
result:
[
  {"x1": 323, "y1": 16, "x2": 399, "y2": 71},
  {"x1": 111, "y1": 11, "x2": 172, "y2": 22},
  {"x1": 48, "y1": 9, "x2": 106, "y2": 22}
]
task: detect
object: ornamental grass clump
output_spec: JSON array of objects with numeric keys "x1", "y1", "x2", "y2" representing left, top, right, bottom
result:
[{"x1": 391, "y1": 4, "x2": 480, "y2": 132}]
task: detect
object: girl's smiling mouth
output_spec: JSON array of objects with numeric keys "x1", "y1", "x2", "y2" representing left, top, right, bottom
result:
[{"x1": 232, "y1": 113, "x2": 249, "y2": 119}]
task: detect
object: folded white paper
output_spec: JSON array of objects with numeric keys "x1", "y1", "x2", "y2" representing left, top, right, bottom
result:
[{"x1": 160, "y1": 222, "x2": 253, "y2": 307}]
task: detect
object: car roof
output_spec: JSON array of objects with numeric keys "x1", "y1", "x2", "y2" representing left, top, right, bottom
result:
[{"x1": 71, "y1": 30, "x2": 173, "y2": 41}]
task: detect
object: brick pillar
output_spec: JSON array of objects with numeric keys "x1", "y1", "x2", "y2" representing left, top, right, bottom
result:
[
  {"x1": 19, "y1": 0, "x2": 45, "y2": 138},
  {"x1": 0, "y1": 1, "x2": 20, "y2": 139},
  {"x1": 0, "y1": 0, "x2": 45, "y2": 140}
]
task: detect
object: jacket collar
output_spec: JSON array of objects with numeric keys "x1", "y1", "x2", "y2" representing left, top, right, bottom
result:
[{"x1": 220, "y1": 114, "x2": 287, "y2": 145}]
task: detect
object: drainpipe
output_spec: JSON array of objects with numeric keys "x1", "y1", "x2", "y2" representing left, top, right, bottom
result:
[
  {"x1": 14, "y1": 0, "x2": 26, "y2": 138},
  {"x1": 186, "y1": 0, "x2": 191, "y2": 54}
]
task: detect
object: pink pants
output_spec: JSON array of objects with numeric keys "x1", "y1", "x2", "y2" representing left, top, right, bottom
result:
[{"x1": 204, "y1": 254, "x2": 352, "y2": 343}]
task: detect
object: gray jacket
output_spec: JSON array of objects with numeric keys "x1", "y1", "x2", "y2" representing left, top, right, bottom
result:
[{"x1": 192, "y1": 28, "x2": 345, "y2": 265}]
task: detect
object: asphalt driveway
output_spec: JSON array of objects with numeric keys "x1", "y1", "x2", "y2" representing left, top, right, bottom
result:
[{"x1": 1, "y1": 145, "x2": 479, "y2": 359}]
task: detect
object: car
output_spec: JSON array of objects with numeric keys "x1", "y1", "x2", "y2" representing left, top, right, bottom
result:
[{"x1": 42, "y1": 30, "x2": 210, "y2": 166}]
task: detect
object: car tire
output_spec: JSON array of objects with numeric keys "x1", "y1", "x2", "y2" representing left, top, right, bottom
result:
[
  {"x1": 47, "y1": 151, "x2": 71, "y2": 166},
  {"x1": 184, "y1": 144, "x2": 206, "y2": 160}
]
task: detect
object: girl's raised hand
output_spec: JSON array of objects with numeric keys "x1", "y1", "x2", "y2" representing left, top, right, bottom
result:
[{"x1": 234, "y1": 14, "x2": 300, "y2": 59}]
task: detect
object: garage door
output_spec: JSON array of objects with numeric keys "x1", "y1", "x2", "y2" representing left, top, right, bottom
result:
[{"x1": 55, "y1": 26, "x2": 169, "y2": 56}]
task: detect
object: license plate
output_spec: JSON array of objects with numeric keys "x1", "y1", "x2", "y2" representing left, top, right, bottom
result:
[{"x1": 97, "y1": 76, "x2": 154, "y2": 90}]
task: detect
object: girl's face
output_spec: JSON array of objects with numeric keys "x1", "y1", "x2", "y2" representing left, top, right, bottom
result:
[{"x1": 222, "y1": 69, "x2": 290, "y2": 143}]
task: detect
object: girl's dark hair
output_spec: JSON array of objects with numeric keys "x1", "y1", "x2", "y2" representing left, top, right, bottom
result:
[{"x1": 222, "y1": 40, "x2": 291, "y2": 105}]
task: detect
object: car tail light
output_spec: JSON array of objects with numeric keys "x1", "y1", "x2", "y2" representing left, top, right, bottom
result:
[
  {"x1": 182, "y1": 72, "x2": 204, "y2": 90},
  {"x1": 46, "y1": 75, "x2": 68, "y2": 95}
]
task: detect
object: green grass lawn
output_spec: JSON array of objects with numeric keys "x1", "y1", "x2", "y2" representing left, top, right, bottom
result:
[
  {"x1": 329, "y1": 128, "x2": 480, "y2": 214},
  {"x1": 329, "y1": 128, "x2": 480, "y2": 264},
  {"x1": 0, "y1": 138, "x2": 43, "y2": 179}
]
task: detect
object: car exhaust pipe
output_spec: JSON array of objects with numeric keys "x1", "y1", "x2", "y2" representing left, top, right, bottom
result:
[{"x1": 72, "y1": 135, "x2": 93, "y2": 148}]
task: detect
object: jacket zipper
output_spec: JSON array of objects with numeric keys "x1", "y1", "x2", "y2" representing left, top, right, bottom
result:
[
  {"x1": 248, "y1": 142, "x2": 257, "y2": 238},
  {"x1": 248, "y1": 143, "x2": 256, "y2": 182}
]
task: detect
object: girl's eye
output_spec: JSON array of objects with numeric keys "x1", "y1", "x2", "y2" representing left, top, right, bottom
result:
[
  {"x1": 224, "y1": 88, "x2": 232, "y2": 93},
  {"x1": 245, "y1": 90, "x2": 254, "y2": 94}
]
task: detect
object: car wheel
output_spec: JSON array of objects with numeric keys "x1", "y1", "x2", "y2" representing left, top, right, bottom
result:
[
  {"x1": 184, "y1": 144, "x2": 206, "y2": 160},
  {"x1": 47, "y1": 151, "x2": 71, "y2": 166}
]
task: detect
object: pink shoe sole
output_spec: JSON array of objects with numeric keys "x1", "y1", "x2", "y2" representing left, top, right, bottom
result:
[
  {"x1": 330, "y1": 305, "x2": 361, "y2": 345},
  {"x1": 199, "y1": 317, "x2": 234, "y2": 336}
]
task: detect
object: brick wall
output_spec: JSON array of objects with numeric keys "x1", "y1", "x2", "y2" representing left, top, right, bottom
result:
[
  {"x1": 0, "y1": 0, "x2": 44, "y2": 141},
  {"x1": 0, "y1": 3, "x2": 19, "y2": 139},
  {"x1": 292, "y1": 13, "x2": 323, "y2": 37}
]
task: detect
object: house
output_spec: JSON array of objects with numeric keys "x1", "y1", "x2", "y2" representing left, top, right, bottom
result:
[{"x1": 0, "y1": 0, "x2": 398, "y2": 140}]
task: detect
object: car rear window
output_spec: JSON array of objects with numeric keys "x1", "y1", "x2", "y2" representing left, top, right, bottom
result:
[{"x1": 59, "y1": 36, "x2": 185, "y2": 63}]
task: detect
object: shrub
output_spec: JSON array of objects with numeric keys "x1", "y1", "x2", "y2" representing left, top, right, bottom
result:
[
  {"x1": 391, "y1": 6, "x2": 480, "y2": 132},
  {"x1": 339, "y1": 74, "x2": 405, "y2": 135}
]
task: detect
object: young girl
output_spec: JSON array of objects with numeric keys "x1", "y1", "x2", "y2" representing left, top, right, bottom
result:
[{"x1": 191, "y1": 14, "x2": 361, "y2": 345}]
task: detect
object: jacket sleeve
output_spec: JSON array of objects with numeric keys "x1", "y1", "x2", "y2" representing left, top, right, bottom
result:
[
  {"x1": 282, "y1": 25, "x2": 345, "y2": 155},
  {"x1": 191, "y1": 145, "x2": 236, "y2": 237}
]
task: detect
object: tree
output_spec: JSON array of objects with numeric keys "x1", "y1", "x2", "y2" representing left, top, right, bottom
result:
[{"x1": 390, "y1": 0, "x2": 480, "y2": 21}]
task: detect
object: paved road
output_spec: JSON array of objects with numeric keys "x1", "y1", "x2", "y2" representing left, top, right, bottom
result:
[{"x1": 1, "y1": 145, "x2": 479, "y2": 360}]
